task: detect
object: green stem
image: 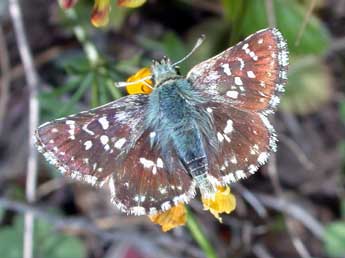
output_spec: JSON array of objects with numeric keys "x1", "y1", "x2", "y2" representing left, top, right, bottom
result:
[
  {"x1": 186, "y1": 209, "x2": 218, "y2": 258},
  {"x1": 91, "y1": 76, "x2": 100, "y2": 108},
  {"x1": 64, "y1": 9, "x2": 101, "y2": 68}
]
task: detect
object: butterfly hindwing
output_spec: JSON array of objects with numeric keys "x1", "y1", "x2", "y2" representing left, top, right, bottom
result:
[
  {"x1": 187, "y1": 28, "x2": 288, "y2": 114},
  {"x1": 35, "y1": 94, "x2": 149, "y2": 186},
  {"x1": 110, "y1": 131, "x2": 195, "y2": 215},
  {"x1": 203, "y1": 102, "x2": 275, "y2": 183}
]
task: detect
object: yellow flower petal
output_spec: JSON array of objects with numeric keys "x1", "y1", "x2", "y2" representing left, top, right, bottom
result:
[
  {"x1": 59, "y1": 0, "x2": 78, "y2": 9},
  {"x1": 149, "y1": 203, "x2": 187, "y2": 232},
  {"x1": 126, "y1": 67, "x2": 153, "y2": 95},
  {"x1": 202, "y1": 186, "x2": 236, "y2": 223},
  {"x1": 91, "y1": 0, "x2": 111, "y2": 27},
  {"x1": 117, "y1": 0, "x2": 147, "y2": 8}
]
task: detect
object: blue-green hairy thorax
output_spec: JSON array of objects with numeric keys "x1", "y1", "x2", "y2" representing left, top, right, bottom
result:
[{"x1": 145, "y1": 58, "x2": 216, "y2": 174}]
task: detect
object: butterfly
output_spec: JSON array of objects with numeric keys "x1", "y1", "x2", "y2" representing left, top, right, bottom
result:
[{"x1": 35, "y1": 28, "x2": 288, "y2": 216}]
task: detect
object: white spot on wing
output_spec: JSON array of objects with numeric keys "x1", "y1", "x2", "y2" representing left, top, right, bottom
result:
[
  {"x1": 100, "y1": 135, "x2": 110, "y2": 151},
  {"x1": 230, "y1": 155, "x2": 237, "y2": 164},
  {"x1": 156, "y1": 158, "x2": 164, "y2": 168},
  {"x1": 98, "y1": 117, "x2": 109, "y2": 130},
  {"x1": 114, "y1": 138, "x2": 126, "y2": 149},
  {"x1": 247, "y1": 71, "x2": 256, "y2": 78},
  {"x1": 82, "y1": 124, "x2": 95, "y2": 135},
  {"x1": 65, "y1": 120, "x2": 75, "y2": 125},
  {"x1": 221, "y1": 63, "x2": 232, "y2": 76},
  {"x1": 100, "y1": 135, "x2": 109, "y2": 145},
  {"x1": 234, "y1": 77, "x2": 243, "y2": 85},
  {"x1": 84, "y1": 140, "x2": 92, "y2": 150},
  {"x1": 226, "y1": 90, "x2": 239, "y2": 99},
  {"x1": 236, "y1": 57, "x2": 245, "y2": 70},
  {"x1": 139, "y1": 157, "x2": 155, "y2": 168},
  {"x1": 217, "y1": 132, "x2": 224, "y2": 142},
  {"x1": 150, "y1": 131, "x2": 156, "y2": 138},
  {"x1": 224, "y1": 119, "x2": 234, "y2": 134}
]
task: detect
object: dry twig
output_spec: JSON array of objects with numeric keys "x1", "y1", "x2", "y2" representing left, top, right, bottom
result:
[
  {"x1": 0, "y1": 25, "x2": 10, "y2": 134},
  {"x1": 279, "y1": 134, "x2": 315, "y2": 171},
  {"x1": 256, "y1": 193, "x2": 325, "y2": 240},
  {"x1": 267, "y1": 155, "x2": 313, "y2": 258},
  {"x1": 9, "y1": 1, "x2": 40, "y2": 258},
  {"x1": 265, "y1": 0, "x2": 276, "y2": 28},
  {"x1": 233, "y1": 183, "x2": 268, "y2": 218},
  {"x1": 295, "y1": 0, "x2": 317, "y2": 46}
]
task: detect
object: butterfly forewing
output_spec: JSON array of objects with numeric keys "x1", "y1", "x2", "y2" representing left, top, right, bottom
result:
[
  {"x1": 36, "y1": 94, "x2": 195, "y2": 215},
  {"x1": 35, "y1": 94, "x2": 149, "y2": 186},
  {"x1": 188, "y1": 28, "x2": 288, "y2": 114}
]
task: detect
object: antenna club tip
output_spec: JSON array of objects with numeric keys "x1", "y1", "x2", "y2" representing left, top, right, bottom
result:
[{"x1": 115, "y1": 82, "x2": 127, "y2": 87}]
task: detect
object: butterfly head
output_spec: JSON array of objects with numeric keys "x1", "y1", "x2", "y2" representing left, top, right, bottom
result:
[{"x1": 151, "y1": 56, "x2": 180, "y2": 86}]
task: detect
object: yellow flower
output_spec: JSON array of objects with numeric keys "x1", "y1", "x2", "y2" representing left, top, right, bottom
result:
[
  {"x1": 126, "y1": 67, "x2": 153, "y2": 95},
  {"x1": 58, "y1": 0, "x2": 147, "y2": 27},
  {"x1": 149, "y1": 203, "x2": 187, "y2": 232},
  {"x1": 202, "y1": 186, "x2": 236, "y2": 223},
  {"x1": 117, "y1": 0, "x2": 147, "y2": 8},
  {"x1": 91, "y1": 0, "x2": 111, "y2": 27}
]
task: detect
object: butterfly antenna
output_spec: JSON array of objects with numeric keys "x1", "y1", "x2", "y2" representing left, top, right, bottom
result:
[
  {"x1": 172, "y1": 34, "x2": 206, "y2": 67},
  {"x1": 114, "y1": 76, "x2": 153, "y2": 89}
]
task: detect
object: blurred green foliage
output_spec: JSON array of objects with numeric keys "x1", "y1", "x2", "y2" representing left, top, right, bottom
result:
[
  {"x1": 280, "y1": 56, "x2": 331, "y2": 114},
  {"x1": 324, "y1": 222, "x2": 345, "y2": 258},
  {"x1": 224, "y1": 0, "x2": 330, "y2": 55},
  {"x1": 0, "y1": 214, "x2": 86, "y2": 258}
]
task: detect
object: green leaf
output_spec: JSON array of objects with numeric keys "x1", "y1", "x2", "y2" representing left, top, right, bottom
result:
[
  {"x1": 106, "y1": 77, "x2": 123, "y2": 100},
  {"x1": 107, "y1": 1, "x2": 130, "y2": 30},
  {"x1": 280, "y1": 55, "x2": 332, "y2": 114},
  {"x1": 341, "y1": 199, "x2": 345, "y2": 219},
  {"x1": 58, "y1": 73, "x2": 94, "y2": 116},
  {"x1": 161, "y1": 32, "x2": 189, "y2": 72},
  {"x1": 221, "y1": 0, "x2": 245, "y2": 23},
  {"x1": 0, "y1": 214, "x2": 86, "y2": 258},
  {"x1": 40, "y1": 76, "x2": 83, "y2": 99},
  {"x1": 186, "y1": 18, "x2": 230, "y2": 72},
  {"x1": 340, "y1": 101, "x2": 345, "y2": 125},
  {"x1": 162, "y1": 31, "x2": 187, "y2": 61},
  {"x1": 95, "y1": 75, "x2": 110, "y2": 105},
  {"x1": 324, "y1": 222, "x2": 345, "y2": 258},
  {"x1": 239, "y1": 0, "x2": 330, "y2": 55}
]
